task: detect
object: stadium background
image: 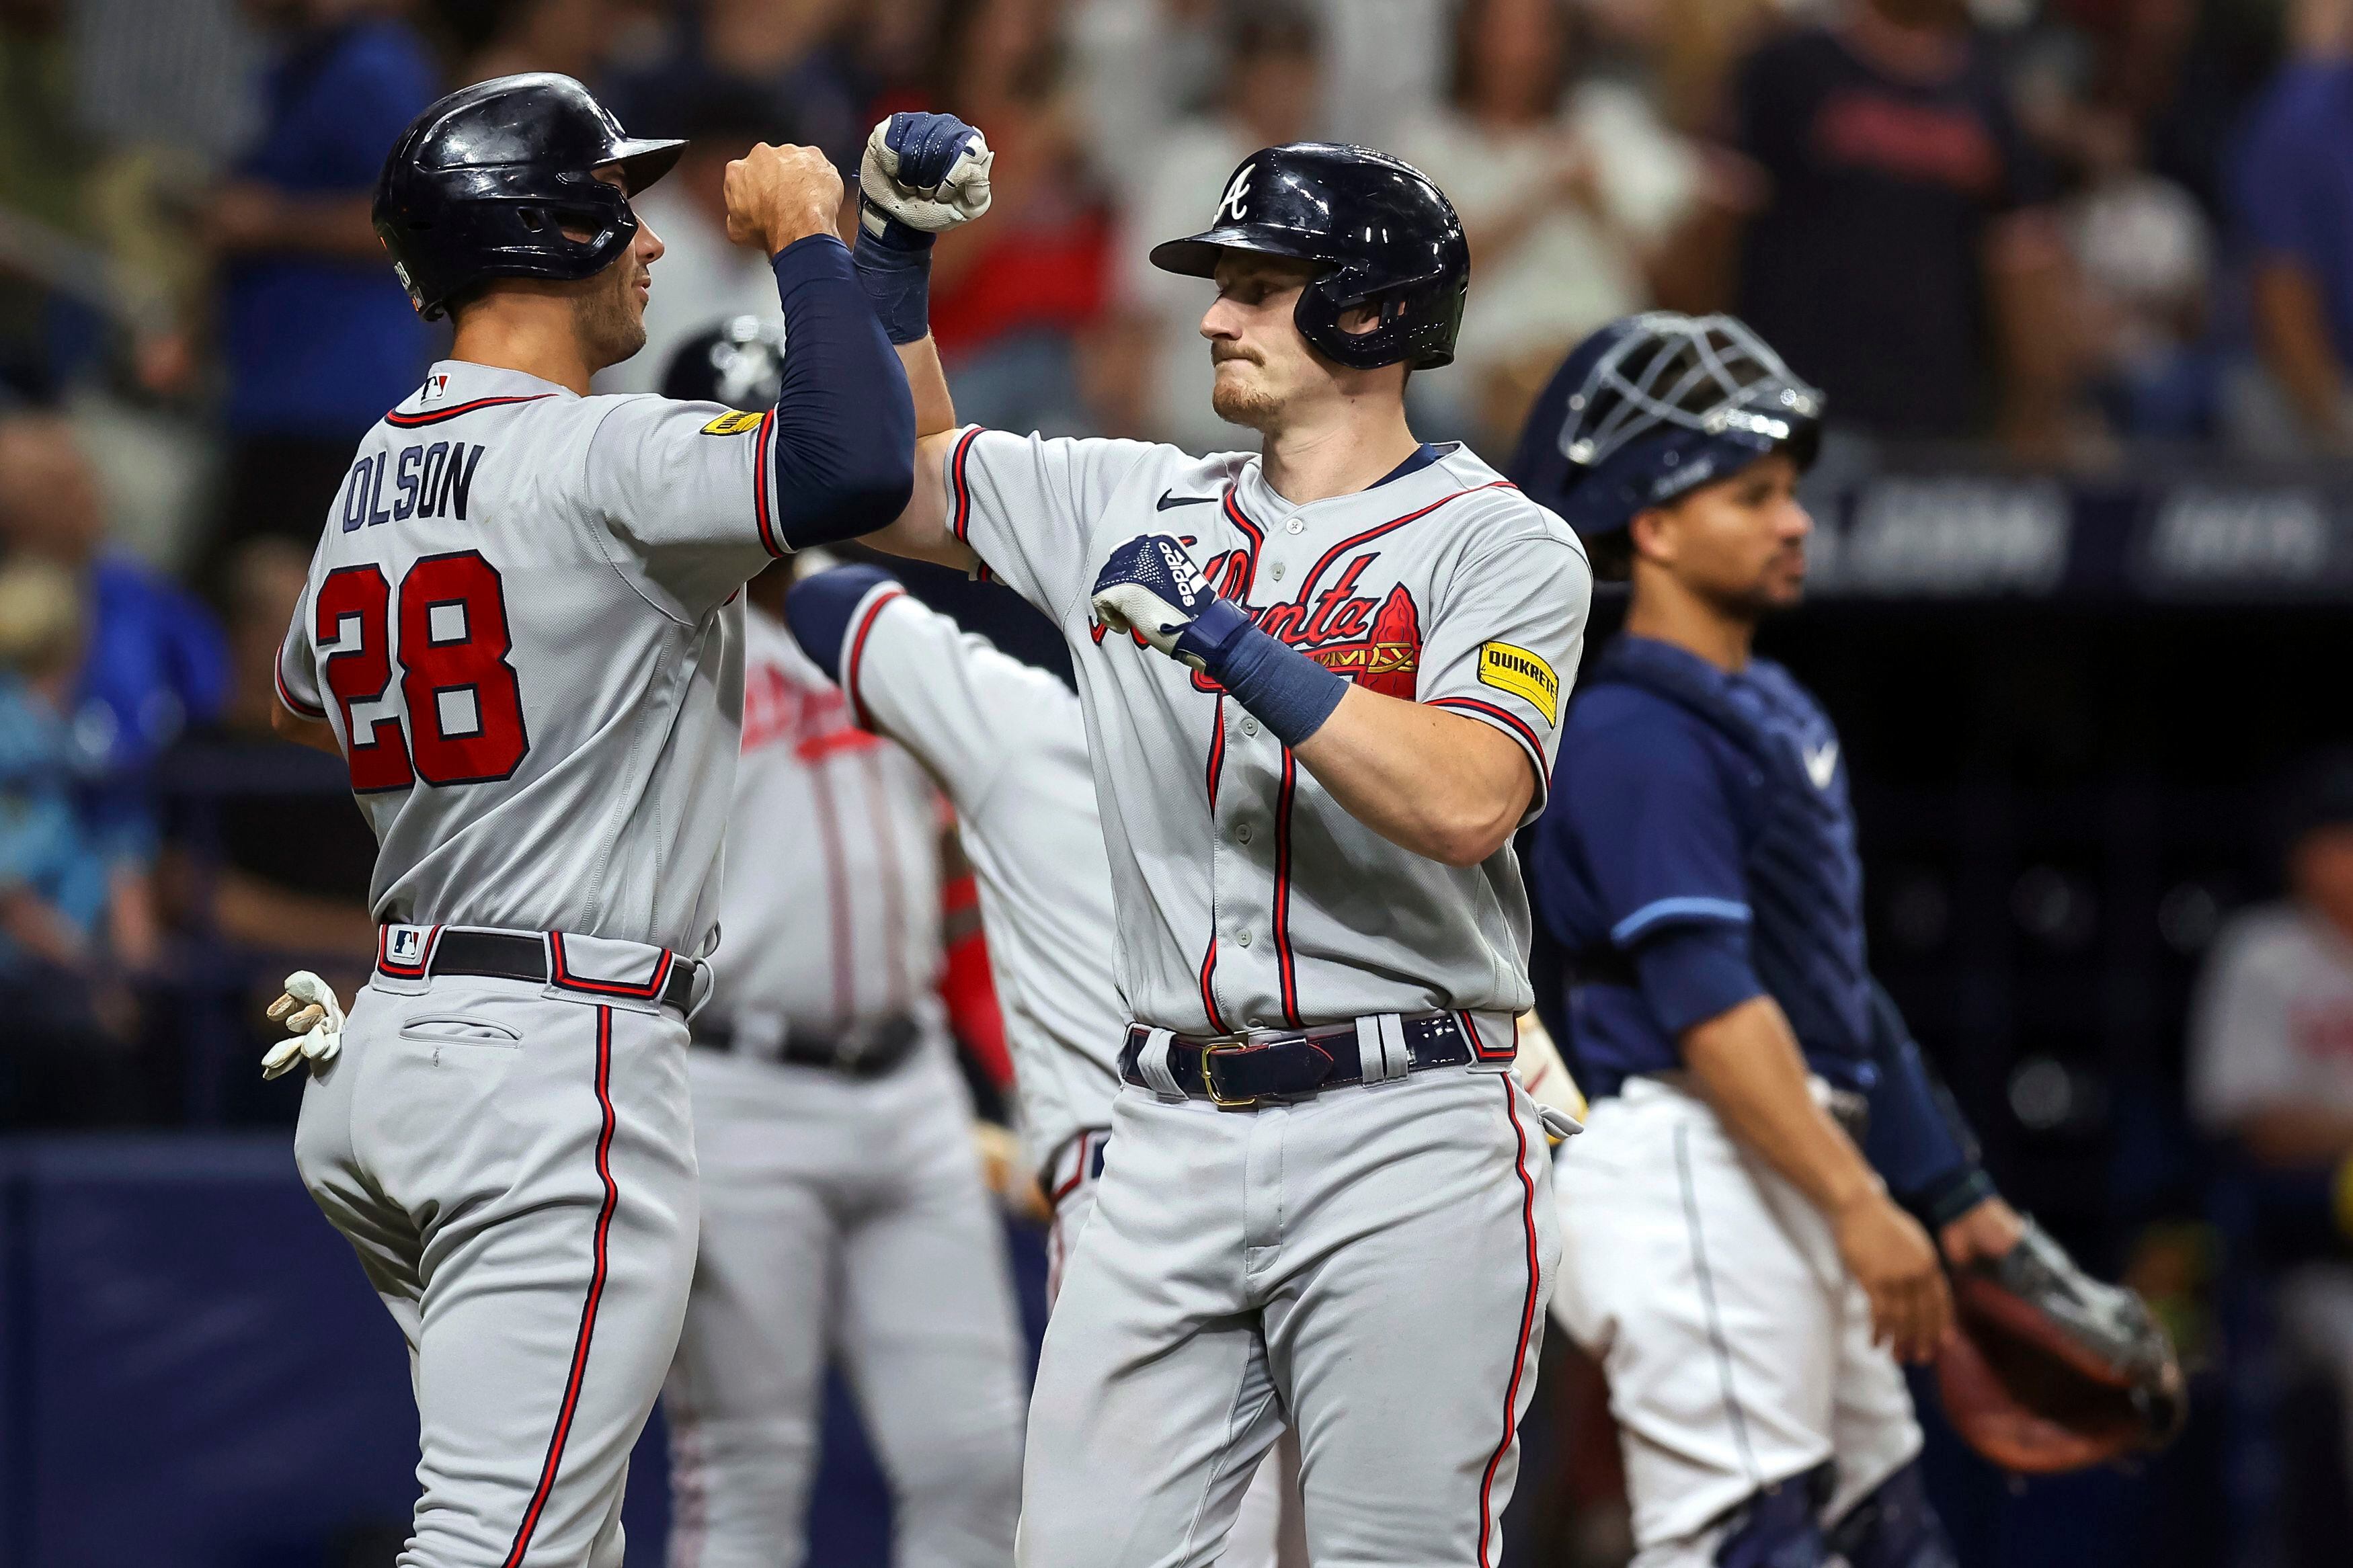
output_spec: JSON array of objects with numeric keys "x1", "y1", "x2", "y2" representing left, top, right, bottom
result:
[{"x1": 3, "y1": 0, "x2": 2352, "y2": 1562}]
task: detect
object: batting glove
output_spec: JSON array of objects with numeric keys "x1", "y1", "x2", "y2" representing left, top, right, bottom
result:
[
  {"x1": 859, "y1": 112, "x2": 992, "y2": 242},
  {"x1": 1511, "y1": 1012, "x2": 1586, "y2": 1144},
  {"x1": 1090, "y1": 534, "x2": 1253, "y2": 671},
  {"x1": 262, "y1": 971, "x2": 346, "y2": 1080}
]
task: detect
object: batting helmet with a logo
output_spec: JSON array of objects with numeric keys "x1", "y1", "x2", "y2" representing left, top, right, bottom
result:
[
  {"x1": 372, "y1": 73, "x2": 684, "y2": 321},
  {"x1": 1148, "y1": 142, "x2": 1468, "y2": 372}
]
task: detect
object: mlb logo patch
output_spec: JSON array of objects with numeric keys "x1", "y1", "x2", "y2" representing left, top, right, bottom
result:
[
  {"x1": 388, "y1": 925, "x2": 426, "y2": 964},
  {"x1": 422, "y1": 372, "x2": 450, "y2": 403}
]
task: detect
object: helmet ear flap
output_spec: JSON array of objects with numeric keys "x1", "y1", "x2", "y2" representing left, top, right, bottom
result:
[{"x1": 1291, "y1": 268, "x2": 1462, "y2": 372}]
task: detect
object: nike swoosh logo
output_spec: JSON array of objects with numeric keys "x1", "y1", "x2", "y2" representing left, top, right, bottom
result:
[
  {"x1": 1802, "y1": 741, "x2": 1839, "y2": 790},
  {"x1": 1156, "y1": 491, "x2": 1216, "y2": 511}
]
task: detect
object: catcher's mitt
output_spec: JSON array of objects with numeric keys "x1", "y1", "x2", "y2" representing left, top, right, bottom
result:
[{"x1": 1933, "y1": 1219, "x2": 2185, "y2": 1474}]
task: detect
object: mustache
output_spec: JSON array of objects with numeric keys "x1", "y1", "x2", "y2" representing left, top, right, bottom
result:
[{"x1": 1211, "y1": 343, "x2": 1261, "y2": 366}]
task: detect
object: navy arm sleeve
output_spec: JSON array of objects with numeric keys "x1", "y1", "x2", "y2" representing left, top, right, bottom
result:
[
  {"x1": 783, "y1": 563, "x2": 899, "y2": 682},
  {"x1": 1862, "y1": 980, "x2": 1997, "y2": 1225},
  {"x1": 766, "y1": 236, "x2": 916, "y2": 549}
]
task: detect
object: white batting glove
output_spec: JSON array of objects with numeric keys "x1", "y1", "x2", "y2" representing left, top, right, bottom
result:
[
  {"x1": 859, "y1": 112, "x2": 994, "y2": 238},
  {"x1": 1513, "y1": 1011, "x2": 1585, "y2": 1143},
  {"x1": 263, "y1": 971, "x2": 346, "y2": 1080}
]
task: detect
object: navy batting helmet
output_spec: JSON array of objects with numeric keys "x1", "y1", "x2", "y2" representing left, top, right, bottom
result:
[
  {"x1": 372, "y1": 73, "x2": 685, "y2": 321},
  {"x1": 663, "y1": 317, "x2": 789, "y2": 410},
  {"x1": 1509, "y1": 313, "x2": 1823, "y2": 540},
  {"x1": 1148, "y1": 142, "x2": 1469, "y2": 371}
]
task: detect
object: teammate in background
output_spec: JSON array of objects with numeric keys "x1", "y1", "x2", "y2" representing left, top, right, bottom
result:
[
  {"x1": 781, "y1": 560, "x2": 1122, "y2": 1294},
  {"x1": 1509, "y1": 313, "x2": 2026, "y2": 1568},
  {"x1": 852, "y1": 136, "x2": 1593, "y2": 1567},
  {"x1": 262, "y1": 75, "x2": 916, "y2": 1567},
  {"x1": 651, "y1": 319, "x2": 1027, "y2": 1568}
]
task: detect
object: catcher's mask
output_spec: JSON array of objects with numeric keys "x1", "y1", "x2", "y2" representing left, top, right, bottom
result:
[{"x1": 1511, "y1": 312, "x2": 1823, "y2": 546}]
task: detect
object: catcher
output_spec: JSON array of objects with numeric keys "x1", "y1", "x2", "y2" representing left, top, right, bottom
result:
[{"x1": 1509, "y1": 312, "x2": 2182, "y2": 1568}]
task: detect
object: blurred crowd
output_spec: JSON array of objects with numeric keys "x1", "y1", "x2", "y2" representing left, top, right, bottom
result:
[
  {"x1": 0, "y1": 0, "x2": 2346, "y2": 1106},
  {"x1": 7, "y1": 0, "x2": 2353, "y2": 1555}
]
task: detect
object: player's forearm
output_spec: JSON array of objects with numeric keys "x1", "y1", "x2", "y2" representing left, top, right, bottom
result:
[
  {"x1": 762, "y1": 237, "x2": 918, "y2": 550},
  {"x1": 851, "y1": 153, "x2": 976, "y2": 571},
  {"x1": 900, "y1": 335, "x2": 957, "y2": 438},
  {"x1": 855, "y1": 336, "x2": 981, "y2": 567},
  {"x1": 1683, "y1": 994, "x2": 1884, "y2": 1221},
  {"x1": 1863, "y1": 980, "x2": 1996, "y2": 1225},
  {"x1": 863, "y1": 429, "x2": 980, "y2": 570},
  {"x1": 1291, "y1": 688, "x2": 1533, "y2": 867}
]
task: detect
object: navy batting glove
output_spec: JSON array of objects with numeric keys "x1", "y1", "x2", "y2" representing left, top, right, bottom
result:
[
  {"x1": 889, "y1": 112, "x2": 983, "y2": 190},
  {"x1": 1090, "y1": 535, "x2": 1347, "y2": 748},
  {"x1": 852, "y1": 110, "x2": 986, "y2": 343},
  {"x1": 1090, "y1": 535, "x2": 1251, "y2": 669}
]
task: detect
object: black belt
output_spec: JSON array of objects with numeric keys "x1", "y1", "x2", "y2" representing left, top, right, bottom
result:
[
  {"x1": 393, "y1": 929, "x2": 701, "y2": 1014},
  {"x1": 692, "y1": 1014, "x2": 922, "y2": 1079},
  {"x1": 1119, "y1": 1013, "x2": 1474, "y2": 1110}
]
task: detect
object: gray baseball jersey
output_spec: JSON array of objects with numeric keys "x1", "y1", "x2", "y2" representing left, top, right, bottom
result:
[
  {"x1": 943, "y1": 430, "x2": 1592, "y2": 1039},
  {"x1": 276, "y1": 358, "x2": 800, "y2": 956},
  {"x1": 705, "y1": 607, "x2": 946, "y2": 1048},
  {"x1": 823, "y1": 579, "x2": 1126, "y2": 1173}
]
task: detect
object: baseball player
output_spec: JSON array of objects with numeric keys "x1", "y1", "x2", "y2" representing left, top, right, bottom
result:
[
  {"x1": 649, "y1": 320, "x2": 1029, "y2": 1568},
  {"x1": 1508, "y1": 313, "x2": 2026, "y2": 1568},
  {"x1": 854, "y1": 140, "x2": 1595, "y2": 1568},
  {"x1": 261, "y1": 74, "x2": 918, "y2": 1567},
  {"x1": 787, "y1": 556, "x2": 1590, "y2": 1568},
  {"x1": 779, "y1": 559, "x2": 1124, "y2": 1296}
]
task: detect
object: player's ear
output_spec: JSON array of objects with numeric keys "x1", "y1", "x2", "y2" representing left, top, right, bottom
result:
[{"x1": 1627, "y1": 505, "x2": 1676, "y2": 567}]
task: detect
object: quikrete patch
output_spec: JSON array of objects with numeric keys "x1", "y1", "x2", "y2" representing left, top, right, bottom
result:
[
  {"x1": 700, "y1": 410, "x2": 765, "y2": 436},
  {"x1": 1478, "y1": 641, "x2": 1560, "y2": 722}
]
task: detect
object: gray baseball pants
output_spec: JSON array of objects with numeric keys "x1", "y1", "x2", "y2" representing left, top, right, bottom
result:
[
  {"x1": 1018, "y1": 1063, "x2": 1557, "y2": 1568},
  {"x1": 296, "y1": 973, "x2": 699, "y2": 1568},
  {"x1": 663, "y1": 1041, "x2": 1028, "y2": 1568}
]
